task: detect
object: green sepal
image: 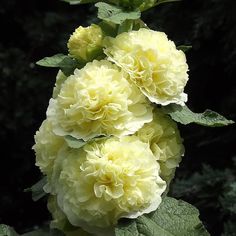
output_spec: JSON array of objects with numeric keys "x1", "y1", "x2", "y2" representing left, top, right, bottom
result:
[
  {"x1": 177, "y1": 45, "x2": 192, "y2": 52},
  {"x1": 24, "y1": 177, "x2": 47, "y2": 201},
  {"x1": 64, "y1": 136, "x2": 86, "y2": 149},
  {"x1": 64, "y1": 135, "x2": 110, "y2": 150}
]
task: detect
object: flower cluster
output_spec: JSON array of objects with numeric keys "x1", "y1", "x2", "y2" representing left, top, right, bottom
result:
[{"x1": 33, "y1": 23, "x2": 187, "y2": 235}]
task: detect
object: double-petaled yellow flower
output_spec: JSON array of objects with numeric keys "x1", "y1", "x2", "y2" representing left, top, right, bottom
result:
[
  {"x1": 104, "y1": 28, "x2": 189, "y2": 106},
  {"x1": 47, "y1": 60, "x2": 153, "y2": 141},
  {"x1": 50, "y1": 136, "x2": 166, "y2": 234}
]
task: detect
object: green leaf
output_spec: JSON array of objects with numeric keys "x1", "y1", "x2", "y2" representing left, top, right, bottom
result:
[
  {"x1": 115, "y1": 197, "x2": 210, "y2": 236},
  {"x1": 60, "y1": 0, "x2": 98, "y2": 5},
  {"x1": 24, "y1": 177, "x2": 47, "y2": 201},
  {"x1": 155, "y1": 0, "x2": 182, "y2": 7},
  {"x1": 95, "y1": 2, "x2": 141, "y2": 24},
  {"x1": 117, "y1": 20, "x2": 134, "y2": 34},
  {"x1": 162, "y1": 104, "x2": 234, "y2": 127},
  {"x1": 132, "y1": 19, "x2": 149, "y2": 30},
  {"x1": 177, "y1": 45, "x2": 192, "y2": 52},
  {"x1": 0, "y1": 225, "x2": 64, "y2": 236},
  {"x1": 22, "y1": 229, "x2": 64, "y2": 236},
  {"x1": 117, "y1": 18, "x2": 149, "y2": 34},
  {"x1": 64, "y1": 136, "x2": 86, "y2": 149},
  {"x1": 36, "y1": 54, "x2": 78, "y2": 76},
  {"x1": 99, "y1": 21, "x2": 118, "y2": 37},
  {"x1": 0, "y1": 225, "x2": 19, "y2": 236},
  {"x1": 64, "y1": 135, "x2": 110, "y2": 149},
  {"x1": 36, "y1": 54, "x2": 70, "y2": 67}
]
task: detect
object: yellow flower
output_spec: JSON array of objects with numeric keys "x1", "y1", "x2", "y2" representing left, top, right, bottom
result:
[
  {"x1": 47, "y1": 60, "x2": 153, "y2": 141},
  {"x1": 51, "y1": 136, "x2": 166, "y2": 234},
  {"x1": 104, "y1": 28, "x2": 189, "y2": 106},
  {"x1": 33, "y1": 119, "x2": 65, "y2": 176},
  {"x1": 48, "y1": 195, "x2": 92, "y2": 236},
  {"x1": 68, "y1": 24, "x2": 103, "y2": 62},
  {"x1": 135, "y1": 109, "x2": 184, "y2": 185},
  {"x1": 53, "y1": 70, "x2": 67, "y2": 98},
  {"x1": 48, "y1": 195, "x2": 68, "y2": 231}
]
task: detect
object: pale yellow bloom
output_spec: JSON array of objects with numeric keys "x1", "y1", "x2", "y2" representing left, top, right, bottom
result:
[
  {"x1": 51, "y1": 136, "x2": 166, "y2": 234},
  {"x1": 48, "y1": 195, "x2": 68, "y2": 231},
  {"x1": 68, "y1": 24, "x2": 103, "y2": 61},
  {"x1": 136, "y1": 109, "x2": 184, "y2": 185},
  {"x1": 33, "y1": 119, "x2": 65, "y2": 176},
  {"x1": 53, "y1": 70, "x2": 67, "y2": 98},
  {"x1": 104, "y1": 28, "x2": 189, "y2": 106},
  {"x1": 47, "y1": 60, "x2": 153, "y2": 141},
  {"x1": 48, "y1": 195, "x2": 92, "y2": 236}
]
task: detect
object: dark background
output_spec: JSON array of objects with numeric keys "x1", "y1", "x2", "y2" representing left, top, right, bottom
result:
[{"x1": 0, "y1": 0, "x2": 236, "y2": 235}]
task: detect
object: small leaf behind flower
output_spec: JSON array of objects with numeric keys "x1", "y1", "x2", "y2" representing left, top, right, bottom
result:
[
  {"x1": 24, "y1": 177, "x2": 47, "y2": 201},
  {"x1": 117, "y1": 19, "x2": 148, "y2": 34},
  {"x1": 162, "y1": 104, "x2": 234, "y2": 127},
  {"x1": 64, "y1": 136, "x2": 86, "y2": 149},
  {"x1": 95, "y1": 2, "x2": 141, "y2": 24},
  {"x1": 177, "y1": 45, "x2": 192, "y2": 52},
  {"x1": 155, "y1": 0, "x2": 182, "y2": 7},
  {"x1": 36, "y1": 54, "x2": 79, "y2": 76},
  {"x1": 61, "y1": 0, "x2": 97, "y2": 5},
  {"x1": 99, "y1": 21, "x2": 118, "y2": 37},
  {"x1": 64, "y1": 135, "x2": 110, "y2": 149},
  {"x1": 36, "y1": 54, "x2": 71, "y2": 67},
  {"x1": 115, "y1": 197, "x2": 210, "y2": 236}
]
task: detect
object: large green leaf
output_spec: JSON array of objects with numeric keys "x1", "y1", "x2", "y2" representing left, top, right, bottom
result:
[
  {"x1": 36, "y1": 54, "x2": 78, "y2": 76},
  {"x1": 24, "y1": 177, "x2": 47, "y2": 201},
  {"x1": 95, "y1": 2, "x2": 141, "y2": 24},
  {"x1": 0, "y1": 225, "x2": 19, "y2": 236},
  {"x1": 162, "y1": 104, "x2": 234, "y2": 127},
  {"x1": 115, "y1": 197, "x2": 210, "y2": 236}
]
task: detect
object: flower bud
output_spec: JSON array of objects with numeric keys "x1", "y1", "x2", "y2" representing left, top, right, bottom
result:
[{"x1": 67, "y1": 24, "x2": 103, "y2": 62}]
